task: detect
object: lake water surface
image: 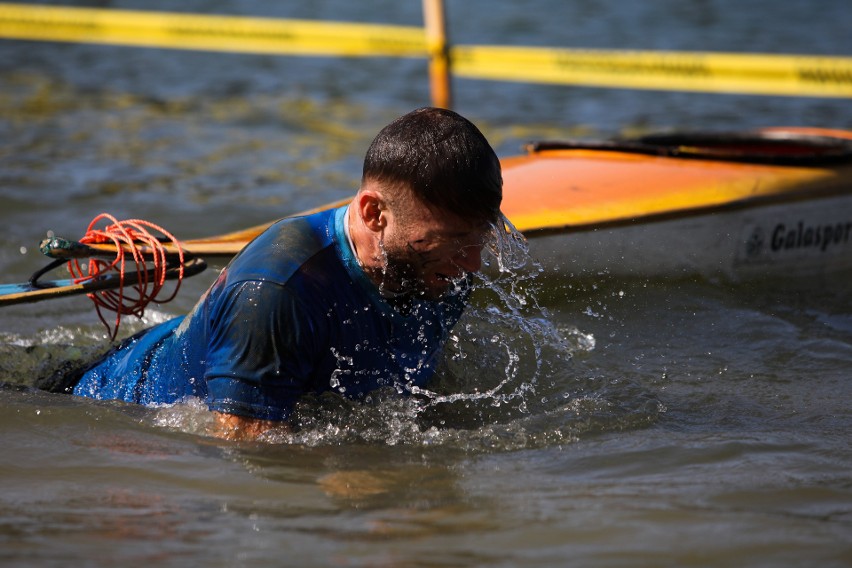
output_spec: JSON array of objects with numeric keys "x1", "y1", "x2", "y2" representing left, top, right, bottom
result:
[{"x1": 1, "y1": 1, "x2": 851, "y2": 566}]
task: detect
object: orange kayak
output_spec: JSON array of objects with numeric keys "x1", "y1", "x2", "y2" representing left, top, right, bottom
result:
[{"x1": 503, "y1": 127, "x2": 852, "y2": 279}]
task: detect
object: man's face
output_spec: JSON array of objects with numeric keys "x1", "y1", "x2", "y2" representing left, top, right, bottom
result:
[{"x1": 379, "y1": 200, "x2": 493, "y2": 301}]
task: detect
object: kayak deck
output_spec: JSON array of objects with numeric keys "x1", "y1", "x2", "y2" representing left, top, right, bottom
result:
[{"x1": 501, "y1": 128, "x2": 852, "y2": 235}]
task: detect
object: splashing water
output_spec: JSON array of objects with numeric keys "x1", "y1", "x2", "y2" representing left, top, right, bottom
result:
[
  {"x1": 252, "y1": 217, "x2": 659, "y2": 451},
  {"x1": 407, "y1": 216, "x2": 585, "y2": 429},
  {"x1": 133, "y1": 217, "x2": 663, "y2": 450},
  {"x1": 7, "y1": 217, "x2": 662, "y2": 451}
]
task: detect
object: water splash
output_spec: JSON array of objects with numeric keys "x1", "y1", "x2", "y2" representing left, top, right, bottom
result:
[
  {"x1": 137, "y1": 220, "x2": 664, "y2": 450},
  {"x1": 4, "y1": 221, "x2": 661, "y2": 452},
  {"x1": 265, "y1": 219, "x2": 663, "y2": 450},
  {"x1": 432, "y1": 218, "x2": 557, "y2": 388}
]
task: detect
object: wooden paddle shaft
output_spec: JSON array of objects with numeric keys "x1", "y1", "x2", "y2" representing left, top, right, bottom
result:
[
  {"x1": 38, "y1": 199, "x2": 350, "y2": 260},
  {"x1": 40, "y1": 237, "x2": 248, "y2": 259}
]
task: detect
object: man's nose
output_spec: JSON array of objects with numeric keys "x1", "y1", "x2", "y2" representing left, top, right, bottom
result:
[{"x1": 452, "y1": 245, "x2": 483, "y2": 274}]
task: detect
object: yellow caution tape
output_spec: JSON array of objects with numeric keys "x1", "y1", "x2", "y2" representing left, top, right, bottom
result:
[
  {"x1": 0, "y1": 3, "x2": 427, "y2": 57},
  {"x1": 451, "y1": 45, "x2": 852, "y2": 98},
  {"x1": 1, "y1": 3, "x2": 850, "y2": 98}
]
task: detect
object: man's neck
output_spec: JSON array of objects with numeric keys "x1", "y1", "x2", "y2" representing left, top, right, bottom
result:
[{"x1": 346, "y1": 200, "x2": 381, "y2": 275}]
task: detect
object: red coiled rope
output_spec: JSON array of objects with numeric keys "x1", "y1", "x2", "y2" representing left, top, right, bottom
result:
[{"x1": 67, "y1": 213, "x2": 187, "y2": 341}]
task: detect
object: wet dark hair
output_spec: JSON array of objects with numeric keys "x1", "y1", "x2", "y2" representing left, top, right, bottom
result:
[{"x1": 362, "y1": 107, "x2": 502, "y2": 223}]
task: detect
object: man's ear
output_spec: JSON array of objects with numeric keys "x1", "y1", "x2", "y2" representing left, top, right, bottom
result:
[{"x1": 356, "y1": 189, "x2": 387, "y2": 233}]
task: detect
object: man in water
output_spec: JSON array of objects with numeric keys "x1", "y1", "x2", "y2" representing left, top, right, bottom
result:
[{"x1": 58, "y1": 107, "x2": 503, "y2": 439}]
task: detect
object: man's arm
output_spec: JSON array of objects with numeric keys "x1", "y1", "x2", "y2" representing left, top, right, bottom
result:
[
  {"x1": 204, "y1": 282, "x2": 316, "y2": 439},
  {"x1": 210, "y1": 411, "x2": 288, "y2": 441}
]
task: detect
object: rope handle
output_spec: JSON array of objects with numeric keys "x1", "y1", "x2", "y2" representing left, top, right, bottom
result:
[{"x1": 67, "y1": 213, "x2": 188, "y2": 341}]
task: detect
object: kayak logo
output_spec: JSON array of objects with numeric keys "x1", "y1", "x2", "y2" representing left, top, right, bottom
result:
[
  {"x1": 742, "y1": 218, "x2": 852, "y2": 262},
  {"x1": 744, "y1": 227, "x2": 765, "y2": 258},
  {"x1": 770, "y1": 221, "x2": 852, "y2": 253}
]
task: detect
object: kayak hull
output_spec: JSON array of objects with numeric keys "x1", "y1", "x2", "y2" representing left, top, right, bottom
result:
[{"x1": 526, "y1": 193, "x2": 852, "y2": 280}]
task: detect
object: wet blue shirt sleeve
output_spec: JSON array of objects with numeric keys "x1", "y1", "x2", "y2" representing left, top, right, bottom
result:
[{"x1": 204, "y1": 279, "x2": 323, "y2": 421}]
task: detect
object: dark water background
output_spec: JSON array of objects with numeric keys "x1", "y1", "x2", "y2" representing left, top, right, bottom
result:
[{"x1": 1, "y1": 1, "x2": 851, "y2": 566}]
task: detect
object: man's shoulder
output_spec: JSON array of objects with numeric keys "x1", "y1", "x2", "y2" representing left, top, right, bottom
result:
[{"x1": 225, "y1": 207, "x2": 342, "y2": 287}]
